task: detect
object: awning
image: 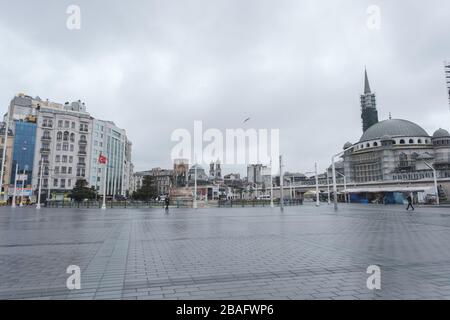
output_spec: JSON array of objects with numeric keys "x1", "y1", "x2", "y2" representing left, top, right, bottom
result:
[{"x1": 346, "y1": 185, "x2": 433, "y2": 193}]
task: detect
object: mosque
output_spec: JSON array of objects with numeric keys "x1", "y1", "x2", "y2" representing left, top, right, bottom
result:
[{"x1": 340, "y1": 70, "x2": 450, "y2": 203}]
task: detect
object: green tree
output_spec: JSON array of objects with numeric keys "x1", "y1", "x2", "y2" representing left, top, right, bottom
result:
[
  {"x1": 71, "y1": 179, "x2": 97, "y2": 202},
  {"x1": 133, "y1": 176, "x2": 158, "y2": 201}
]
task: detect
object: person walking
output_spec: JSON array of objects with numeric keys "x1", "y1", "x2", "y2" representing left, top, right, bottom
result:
[
  {"x1": 406, "y1": 193, "x2": 414, "y2": 211},
  {"x1": 164, "y1": 196, "x2": 170, "y2": 211}
]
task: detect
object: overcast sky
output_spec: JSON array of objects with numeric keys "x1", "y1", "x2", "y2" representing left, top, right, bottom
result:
[{"x1": 0, "y1": 0, "x2": 449, "y2": 175}]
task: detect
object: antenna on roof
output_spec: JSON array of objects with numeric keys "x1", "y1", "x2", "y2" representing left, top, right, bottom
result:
[{"x1": 389, "y1": 112, "x2": 392, "y2": 120}]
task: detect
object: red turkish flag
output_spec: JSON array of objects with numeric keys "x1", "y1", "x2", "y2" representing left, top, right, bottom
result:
[{"x1": 98, "y1": 153, "x2": 107, "y2": 164}]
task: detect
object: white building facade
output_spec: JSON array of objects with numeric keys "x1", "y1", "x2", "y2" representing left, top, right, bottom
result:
[
  {"x1": 32, "y1": 101, "x2": 93, "y2": 195},
  {"x1": 90, "y1": 119, "x2": 131, "y2": 198}
]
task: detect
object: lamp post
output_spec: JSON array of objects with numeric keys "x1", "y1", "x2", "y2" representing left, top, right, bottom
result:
[
  {"x1": 12, "y1": 163, "x2": 18, "y2": 208},
  {"x1": 193, "y1": 162, "x2": 197, "y2": 209},
  {"x1": 101, "y1": 157, "x2": 107, "y2": 210},
  {"x1": 36, "y1": 159, "x2": 44, "y2": 209},
  {"x1": 336, "y1": 171, "x2": 347, "y2": 203},
  {"x1": 306, "y1": 163, "x2": 320, "y2": 207},
  {"x1": 326, "y1": 169, "x2": 331, "y2": 205},
  {"x1": 279, "y1": 155, "x2": 284, "y2": 211},
  {"x1": 270, "y1": 158, "x2": 274, "y2": 208},
  {"x1": 423, "y1": 161, "x2": 439, "y2": 206},
  {"x1": 332, "y1": 145, "x2": 355, "y2": 211},
  {"x1": 315, "y1": 162, "x2": 319, "y2": 207},
  {"x1": 19, "y1": 166, "x2": 28, "y2": 207},
  {"x1": 289, "y1": 177, "x2": 293, "y2": 199},
  {"x1": 0, "y1": 105, "x2": 11, "y2": 202}
]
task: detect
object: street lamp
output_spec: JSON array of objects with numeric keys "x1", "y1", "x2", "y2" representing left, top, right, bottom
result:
[
  {"x1": 326, "y1": 169, "x2": 331, "y2": 205},
  {"x1": 279, "y1": 155, "x2": 284, "y2": 211},
  {"x1": 332, "y1": 145, "x2": 355, "y2": 211},
  {"x1": 193, "y1": 162, "x2": 198, "y2": 209},
  {"x1": 270, "y1": 158, "x2": 274, "y2": 208},
  {"x1": 101, "y1": 156, "x2": 108, "y2": 210},
  {"x1": 305, "y1": 162, "x2": 320, "y2": 207},
  {"x1": 12, "y1": 163, "x2": 18, "y2": 208},
  {"x1": 0, "y1": 104, "x2": 11, "y2": 202},
  {"x1": 19, "y1": 165, "x2": 29, "y2": 207},
  {"x1": 36, "y1": 159, "x2": 44, "y2": 209},
  {"x1": 423, "y1": 161, "x2": 439, "y2": 206},
  {"x1": 336, "y1": 171, "x2": 348, "y2": 203}
]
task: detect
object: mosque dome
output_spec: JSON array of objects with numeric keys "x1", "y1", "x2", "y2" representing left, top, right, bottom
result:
[
  {"x1": 432, "y1": 128, "x2": 450, "y2": 139},
  {"x1": 359, "y1": 119, "x2": 429, "y2": 142},
  {"x1": 343, "y1": 142, "x2": 353, "y2": 149}
]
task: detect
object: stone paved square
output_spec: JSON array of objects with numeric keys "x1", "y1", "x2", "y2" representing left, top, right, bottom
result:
[{"x1": 1, "y1": 203, "x2": 450, "y2": 300}]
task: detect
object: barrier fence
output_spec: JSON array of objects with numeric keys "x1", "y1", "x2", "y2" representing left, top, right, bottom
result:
[{"x1": 44, "y1": 198, "x2": 304, "y2": 209}]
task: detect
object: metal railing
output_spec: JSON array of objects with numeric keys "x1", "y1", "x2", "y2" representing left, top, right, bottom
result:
[{"x1": 44, "y1": 199, "x2": 305, "y2": 209}]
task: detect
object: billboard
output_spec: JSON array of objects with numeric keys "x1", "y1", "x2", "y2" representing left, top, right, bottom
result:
[{"x1": 7, "y1": 187, "x2": 33, "y2": 196}]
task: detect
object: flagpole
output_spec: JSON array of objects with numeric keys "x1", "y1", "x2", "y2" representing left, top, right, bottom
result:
[
  {"x1": 101, "y1": 155, "x2": 107, "y2": 210},
  {"x1": 12, "y1": 163, "x2": 18, "y2": 208},
  {"x1": 19, "y1": 169, "x2": 24, "y2": 207}
]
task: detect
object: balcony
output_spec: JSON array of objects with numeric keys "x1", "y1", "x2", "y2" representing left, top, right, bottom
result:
[
  {"x1": 42, "y1": 124, "x2": 53, "y2": 128},
  {"x1": 78, "y1": 150, "x2": 87, "y2": 156},
  {"x1": 40, "y1": 148, "x2": 51, "y2": 153},
  {"x1": 77, "y1": 162, "x2": 86, "y2": 167},
  {"x1": 41, "y1": 136, "x2": 51, "y2": 141},
  {"x1": 78, "y1": 140, "x2": 88, "y2": 145}
]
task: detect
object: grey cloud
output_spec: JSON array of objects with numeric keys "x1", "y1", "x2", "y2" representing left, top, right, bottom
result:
[{"x1": 0, "y1": 0, "x2": 449, "y2": 175}]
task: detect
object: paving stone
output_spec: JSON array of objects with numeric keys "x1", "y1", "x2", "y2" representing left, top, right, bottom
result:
[{"x1": 2, "y1": 204, "x2": 450, "y2": 299}]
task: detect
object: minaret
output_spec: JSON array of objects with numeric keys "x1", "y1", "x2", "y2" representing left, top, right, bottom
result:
[
  {"x1": 360, "y1": 68, "x2": 379, "y2": 132},
  {"x1": 209, "y1": 161, "x2": 215, "y2": 178},
  {"x1": 445, "y1": 61, "x2": 450, "y2": 109}
]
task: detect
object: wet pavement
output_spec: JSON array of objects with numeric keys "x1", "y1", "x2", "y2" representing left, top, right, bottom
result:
[{"x1": 1, "y1": 203, "x2": 450, "y2": 300}]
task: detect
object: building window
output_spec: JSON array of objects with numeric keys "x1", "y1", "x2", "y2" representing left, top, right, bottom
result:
[
  {"x1": 65, "y1": 121, "x2": 70, "y2": 128},
  {"x1": 58, "y1": 120, "x2": 63, "y2": 128},
  {"x1": 373, "y1": 142, "x2": 378, "y2": 147},
  {"x1": 68, "y1": 167, "x2": 72, "y2": 174},
  {"x1": 63, "y1": 143, "x2": 69, "y2": 151},
  {"x1": 57, "y1": 131, "x2": 62, "y2": 141},
  {"x1": 55, "y1": 155, "x2": 60, "y2": 162},
  {"x1": 68, "y1": 179, "x2": 72, "y2": 187},
  {"x1": 71, "y1": 122, "x2": 75, "y2": 129},
  {"x1": 70, "y1": 133, "x2": 75, "y2": 142},
  {"x1": 70, "y1": 144, "x2": 74, "y2": 151},
  {"x1": 62, "y1": 155, "x2": 67, "y2": 163},
  {"x1": 60, "y1": 179, "x2": 65, "y2": 188},
  {"x1": 63, "y1": 131, "x2": 69, "y2": 141},
  {"x1": 61, "y1": 167, "x2": 67, "y2": 174},
  {"x1": 69, "y1": 156, "x2": 73, "y2": 163},
  {"x1": 54, "y1": 179, "x2": 58, "y2": 187},
  {"x1": 418, "y1": 139, "x2": 422, "y2": 144},
  {"x1": 400, "y1": 139, "x2": 405, "y2": 144},
  {"x1": 409, "y1": 139, "x2": 414, "y2": 144},
  {"x1": 56, "y1": 143, "x2": 61, "y2": 151}
]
